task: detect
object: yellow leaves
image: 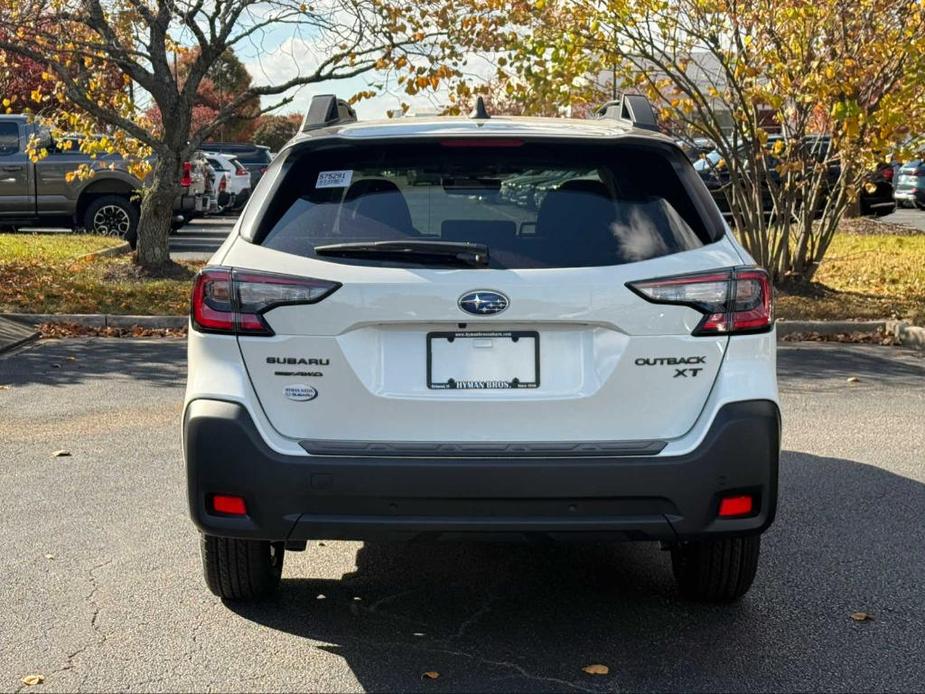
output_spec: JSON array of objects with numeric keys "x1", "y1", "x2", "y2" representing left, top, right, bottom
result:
[
  {"x1": 421, "y1": 671, "x2": 440, "y2": 680},
  {"x1": 582, "y1": 664, "x2": 610, "y2": 675},
  {"x1": 21, "y1": 675, "x2": 44, "y2": 686},
  {"x1": 850, "y1": 611, "x2": 873, "y2": 622}
]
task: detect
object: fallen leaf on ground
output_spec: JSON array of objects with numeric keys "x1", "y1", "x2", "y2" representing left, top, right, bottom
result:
[
  {"x1": 846, "y1": 376, "x2": 861, "y2": 383},
  {"x1": 21, "y1": 674, "x2": 44, "y2": 686},
  {"x1": 582, "y1": 664, "x2": 610, "y2": 676},
  {"x1": 0, "y1": 385, "x2": 10, "y2": 390},
  {"x1": 316, "y1": 594, "x2": 326, "y2": 600},
  {"x1": 66, "y1": 356, "x2": 77, "y2": 362},
  {"x1": 44, "y1": 554, "x2": 54, "y2": 560},
  {"x1": 50, "y1": 363, "x2": 61, "y2": 369},
  {"x1": 52, "y1": 450, "x2": 71, "y2": 458},
  {"x1": 412, "y1": 632, "x2": 425, "y2": 637},
  {"x1": 421, "y1": 671, "x2": 440, "y2": 680},
  {"x1": 850, "y1": 611, "x2": 873, "y2": 622}
]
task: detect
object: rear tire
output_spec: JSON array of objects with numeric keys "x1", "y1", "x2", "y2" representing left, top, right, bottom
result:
[
  {"x1": 82, "y1": 195, "x2": 139, "y2": 249},
  {"x1": 200, "y1": 534, "x2": 284, "y2": 601},
  {"x1": 671, "y1": 535, "x2": 760, "y2": 602}
]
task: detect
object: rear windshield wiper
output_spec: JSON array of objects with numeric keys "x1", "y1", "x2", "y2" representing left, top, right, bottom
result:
[{"x1": 314, "y1": 240, "x2": 489, "y2": 267}]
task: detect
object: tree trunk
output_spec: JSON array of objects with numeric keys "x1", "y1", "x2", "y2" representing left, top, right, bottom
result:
[{"x1": 136, "y1": 154, "x2": 181, "y2": 271}]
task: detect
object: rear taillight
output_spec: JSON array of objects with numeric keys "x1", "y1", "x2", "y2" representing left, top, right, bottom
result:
[
  {"x1": 219, "y1": 176, "x2": 226, "y2": 192},
  {"x1": 882, "y1": 166, "x2": 893, "y2": 181},
  {"x1": 191, "y1": 268, "x2": 340, "y2": 336},
  {"x1": 627, "y1": 267, "x2": 773, "y2": 336},
  {"x1": 235, "y1": 165, "x2": 248, "y2": 176},
  {"x1": 180, "y1": 161, "x2": 192, "y2": 188}
]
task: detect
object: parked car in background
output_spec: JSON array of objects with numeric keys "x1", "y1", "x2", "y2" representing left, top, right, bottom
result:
[
  {"x1": 895, "y1": 160, "x2": 925, "y2": 209},
  {"x1": 859, "y1": 162, "x2": 896, "y2": 216},
  {"x1": 694, "y1": 137, "x2": 895, "y2": 217},
  {"x1": 0, "y1": 115, "x2": 209, "y2": 244},
  {"x1": 201, "y1": 142, "x2": 272, "y2": 189},
  {"x1": 204, "y1": 152, "x2": 251, "y2": 210}
]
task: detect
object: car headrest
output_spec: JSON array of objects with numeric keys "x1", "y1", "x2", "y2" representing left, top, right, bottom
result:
[
  {"x1": 535, "y1": 179, "x2": 614, "y2": 238},
  {"x1": 343, "y1": 178, "x2": 414, "y2": 234}
]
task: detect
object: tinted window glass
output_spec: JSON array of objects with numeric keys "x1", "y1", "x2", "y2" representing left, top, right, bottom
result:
[
  {"x1": 235, "y1": 149, "x2": 271, "y2": 165},
  {"x1": 0, "y1": 123, "x2": 20, "y2": 155},
  {"x1": 257, "y1": 142, "x2": 716, "y2": 269}
]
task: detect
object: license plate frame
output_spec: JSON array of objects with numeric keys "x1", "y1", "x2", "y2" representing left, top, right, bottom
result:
[{"x1": 426, "y1": 330, "x2": 540, "y2": 390}]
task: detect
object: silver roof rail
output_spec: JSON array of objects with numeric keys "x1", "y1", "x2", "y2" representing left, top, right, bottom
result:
[
  {"x1": 301, "y1": 94, "x2": 358, "y2": 132},
  {"x1": 594, "y1": 94, "x2": 659, "y2": 131}
]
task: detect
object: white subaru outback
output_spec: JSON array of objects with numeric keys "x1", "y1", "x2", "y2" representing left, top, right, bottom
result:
[{"x1": 184, "y1": 95, "x2": 780, "y2": 603}]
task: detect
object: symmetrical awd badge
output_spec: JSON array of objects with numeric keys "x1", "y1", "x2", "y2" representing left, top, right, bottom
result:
[{"x1": 458, "y1": 290, "x2": 509, "y2": 316}]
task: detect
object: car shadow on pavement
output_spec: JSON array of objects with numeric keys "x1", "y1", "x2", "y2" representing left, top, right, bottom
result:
[
  {"x1": 0, "y1": 337, "x2": 186, "y2": 388},
  {"x1": 779, "y1": 343, "x2": 925, "y2": 388},
  {"x1": 227, "y1": 452, "x2": 925, "y2": 692}
]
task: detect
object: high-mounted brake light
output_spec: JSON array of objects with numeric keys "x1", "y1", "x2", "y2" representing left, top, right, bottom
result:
[
  {"x1": 627, "y1": 267, "x2": 773, "y2": 336},
  {"x1": 440, "y1": 138, "x2": 524, "y2": 148},
  {"x1": 191, "y1": 268, "x2": 340, "y2": 336}
]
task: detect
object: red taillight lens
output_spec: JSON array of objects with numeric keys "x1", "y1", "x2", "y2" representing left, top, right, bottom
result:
[
  {"x1": 882, "y1": 167, "x2": 893, "y2": 181},
  {"x1": 191, "y1": 268, "x2": 340, "y2": 336},
  {"x1": 235, "y1": 165, "x2": 248, "y2": 176},
  {"x1": 180, "y1": 161, "x2": 192, "y2": 188},
  {"x1": 718, "y1": 494, "x2": 755, "y2": 518},
  {"x1": 627, "y1": 267, "x2": 773, "y2": 336},
  {"x1": 219, "y1": 176, "x2": 226, "y2": 192},
  {"x1": 211, "y1": 494, "x2": 247, "y2": 516}
]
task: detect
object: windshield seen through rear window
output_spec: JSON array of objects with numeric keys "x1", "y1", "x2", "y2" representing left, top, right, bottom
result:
[{"x1": 255, "y1": 141, "x2": 719, "y2": 269}]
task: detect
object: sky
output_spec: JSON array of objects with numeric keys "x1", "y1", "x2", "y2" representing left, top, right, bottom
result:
[{"x1": 238, "y1": 24, "x2": 451, "y2": 120}]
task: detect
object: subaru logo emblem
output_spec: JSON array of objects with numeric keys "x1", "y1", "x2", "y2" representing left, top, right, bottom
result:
[{"x1": 458, "y1": 290, "x2": 509, "y2": 316}]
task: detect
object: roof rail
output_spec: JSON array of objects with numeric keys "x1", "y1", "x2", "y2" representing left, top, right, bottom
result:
[
  {"x1": 301, "y1": 94, "x2": 357, "y2": 132},
  {"x1": 594, "y1": 94, "x2": 659, "y2": 131}
]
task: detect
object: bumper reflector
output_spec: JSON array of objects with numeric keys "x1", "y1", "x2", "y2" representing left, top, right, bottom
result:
[
  {"x1": 718, "y1": 494, "x2": 754, "y2": 518},
  {"x1": 211, "y1": 494, "x2": 247, "y2": 516}
]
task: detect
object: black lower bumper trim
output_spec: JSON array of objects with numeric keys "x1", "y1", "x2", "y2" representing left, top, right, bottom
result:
[{"x1": 184, "y1": 400, "x2": 780, "y2": 543}]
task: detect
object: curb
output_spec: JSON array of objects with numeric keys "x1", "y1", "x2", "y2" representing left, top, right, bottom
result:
[
  {"x1": 775, "y1": 320, "x2": 886, "y2": 337},
  {"x1": 777, "y1": 319, "x2": 924, "y2": 350},
  {"x1": 1, "y1": 313, "x2": 187, "y2": 329},
  {"x1": 0, "y1": 316, "x2": 40, "y2": 355},
  {"x1": 75, "y1": 242, "x2": 132, "y2": 262}
]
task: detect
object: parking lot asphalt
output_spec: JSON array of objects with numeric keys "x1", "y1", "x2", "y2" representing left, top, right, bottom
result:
[{"x1": 0, "y1": 339, "x2": 923, "y2": 693}]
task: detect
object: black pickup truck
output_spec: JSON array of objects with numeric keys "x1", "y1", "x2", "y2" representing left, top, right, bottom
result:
[{"x1": 0, "y1": 115, "x2": 209, "y2": 245}]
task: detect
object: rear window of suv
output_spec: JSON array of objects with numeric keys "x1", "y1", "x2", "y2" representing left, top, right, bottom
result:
[{"x1": 254, "y1": 141, "x2": 721, "y2": 269}]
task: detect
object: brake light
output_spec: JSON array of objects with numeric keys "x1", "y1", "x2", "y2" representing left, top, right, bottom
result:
[
  {"x1": 219, "y1": 176, "x2": 226, "y2": 192},
  {"x1": 440, "y1": 138, "x2": 525, "y2": 148},
  {"x1": 882, "y1": 166, "x2": 893, "y2": 181},
  {"x1": 180, "y1": 161, "x2": 192, "y2": 188},
  {"x1": 191, "y1": 268, "x2": 340, "y2": 336},
  {"x1": 627, "y1": 267, "x2": 773, "y2": 335},
  {"x1": 235, "y1": 165, "x2": 248, "y2": 176}
]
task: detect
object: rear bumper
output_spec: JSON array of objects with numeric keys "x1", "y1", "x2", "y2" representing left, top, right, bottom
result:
[
  {"x1": 895, "y1": 189, "x2": 924, "y2": 204},
  {"x1": 184, "y1": 399, "x2": 780, "y2": 543}
]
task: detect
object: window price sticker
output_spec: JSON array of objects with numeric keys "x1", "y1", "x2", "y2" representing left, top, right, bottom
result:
[{"x1": 316, "y1": 170, "x2": 353, "y2": 188}]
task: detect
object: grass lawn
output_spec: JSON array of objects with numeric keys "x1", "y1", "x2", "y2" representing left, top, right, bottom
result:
[
  {"x1": 0, "y1": 233, "x2": 200, "y2": 315},
  {"x1": 776, "y1": 232, "x2": 925, "y2": 322},
  {"x1": 1, "y1": 226, "x2": 923, "y2": 322}
]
